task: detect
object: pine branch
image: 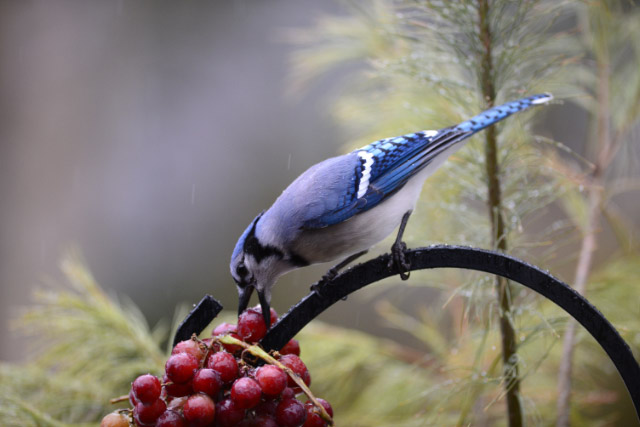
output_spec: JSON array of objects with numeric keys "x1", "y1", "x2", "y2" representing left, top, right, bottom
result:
[{"x1": 3, "y1": 251, "x2": 167, "y2": 425}]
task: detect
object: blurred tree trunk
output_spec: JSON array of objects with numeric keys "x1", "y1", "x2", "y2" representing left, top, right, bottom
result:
[
  {"x1": 478, "y1": 0, "x2": 523, "y2": 426},
  {"x1": 556, "y1": 34, "x2": 610, "y2": 427}
]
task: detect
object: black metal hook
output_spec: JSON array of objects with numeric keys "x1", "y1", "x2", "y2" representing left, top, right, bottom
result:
[
  {"x1": 174, "y1": 245, "x2": 640, "y2": 421},
  {"x1": 173, "y1": 294, "x2": 223, "y2": 346}
]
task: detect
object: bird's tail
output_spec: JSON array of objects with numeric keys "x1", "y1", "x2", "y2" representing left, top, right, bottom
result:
[{"x1": 455, "y1": 93, "x2": 553, "y2": 133}]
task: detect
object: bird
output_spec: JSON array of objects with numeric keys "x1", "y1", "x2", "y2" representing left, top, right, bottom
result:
[{"x1": 230, "y1": 93, "x2": 553, "y2": 327}]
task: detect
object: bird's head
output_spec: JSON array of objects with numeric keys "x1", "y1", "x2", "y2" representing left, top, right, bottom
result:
[{"x1": 230, "y1": 212, "x2": 297, "y2": 328}]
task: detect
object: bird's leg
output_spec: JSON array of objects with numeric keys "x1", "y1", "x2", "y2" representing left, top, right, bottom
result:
[
  {"x1": 388, "y1": 210, "x2": 412, "y2": 280},
  {"x1": 311, "y1": 250, "x2": 369, "y2": 294}
]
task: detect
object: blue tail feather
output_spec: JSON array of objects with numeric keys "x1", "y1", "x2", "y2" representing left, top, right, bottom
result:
[{"x1": 455, "y1": 93, "x2": 553, "y2": 133}]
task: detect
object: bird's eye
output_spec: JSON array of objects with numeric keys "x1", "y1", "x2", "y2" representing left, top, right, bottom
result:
[{"x1": 236, "y1": 263, "x2": 248, "y2": 278}]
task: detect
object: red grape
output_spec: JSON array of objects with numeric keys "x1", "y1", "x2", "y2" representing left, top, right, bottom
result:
[
  {"x1": 213, "y1": 322, "x2": 238, "y2": 336},
  {"x1": 280, "y1": 339, "x2": 301, "y2": 356},
  {"x1": 132, "y1": 374, "x2": 161, "y2": 405},
  {"x1": 215, "y1": 397, "x2": 246, "y2": 427},
  {"x1": 163, "y1": 373, "x2": 193, "y2": 397},
  {"x1": 302, "y1": 409, "x2": 326, "y2": 427},
  {"x1": 256, "y1": 365, "x2": 287, "y2": 397},
  {"x1": 134, "y1": 399, "x2": 166, "y2": 425},
  {"x1": 100, "y1": 412, "x2": 129, "y2": 427},
  {"x1": 302, "y1": 399, "x2": 333, "y2": 427},
  {"x1": 255, "y1": 305, "x2": 278, "y2": 326},
  {"x1": 156, "y1": 409, "x2": 186, "y2": 427},
  {"x1": 167, "y1": 396, "x2": 188, "y2": 411},
  {"x1": 133, "y1": 412, "x2": 150, "y2": 427},
  {"x1": 117, "y1": 309, "x2": 332, "y2": 427},
  {"x1": 213, "y1": 322, "x2": 243, "y2": 353},
  {"x1": 165, "y1": 352, "x2": 199, "y2": 384},
  {"x1": 206, "y1": 351, "x2": 239, "y2": 384},
  {"x1": 231, "y1": 377, "x2": 262, "y2": 409},
  {"x1": 172, "y1": 339, "x2": 206, "y2": 362},
  {"x1": 281, "y1": 387, "x2": 295, "y2": 400},
  {"x1": 192, "y1": 368, "x2": 223, "y2": 397},
  {"x1": 237, "y1": 309, "x2": 268, "y2": 342},
  {"x1": 183, "y1": 394, "x2": 216, "y2": 427},
  {"x1": 279, "y1": 354, "x2": 311, "y2": 388},
  {"x1": 276, "y1": 398, "x2": 307, "y2": 427},
  {"x1": 314, "y1": 398, "x2": 333, "y2": 418}
]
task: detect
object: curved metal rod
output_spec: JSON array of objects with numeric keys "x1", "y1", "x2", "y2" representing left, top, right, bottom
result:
[{"x1": 260, "y1": 245, "x2": 640, "y2": 419}]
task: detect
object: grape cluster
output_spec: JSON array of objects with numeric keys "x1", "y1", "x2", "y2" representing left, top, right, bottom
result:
[{"x1": 101, "y1": 306, "x2": 333, "y2": 427}]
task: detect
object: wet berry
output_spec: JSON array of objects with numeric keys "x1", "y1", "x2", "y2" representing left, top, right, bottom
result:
[
  {"x1": 302, "y1": 409, "x2": 326, "y2": 427},
  {"x1": 132, "y1": 374, "x2": 161, "y2": 405},
  {"x1": 213, "y1": 322, "x2": 243, "y2": 353},
  {"x1": 276, "y1": 398, "x2": 307, "y2": 427},
  {"x1": 279, "y1": 354, "x2": 311, "y2": 388},
  {"x1": 303, "y1": 399, "x2": 333, "y2": 427},
  {"x1": 183, "y1": 394, "x2": 215, "y2": 427},
  {"x1": 231, "y1": 377, "x2": 262, "y2": 409},
  {"x1": 255, "y1": 305, "x2": 278, "y2": 326},
  {"x1": 213, "y1": 322, "x2": 238, "y2": 336},
  {"x1": 280, "y1": 339, "x2": 301, "y2": 356},
  {"x1": 165, "y1": 353, "x2": 198, "y2": 384},
  {"x1": 100, "y1": 412, "x2": 129, "y2": 427},
  {"x1": 167, "y1": 396, "x2": 188, "y2": 411},
  {"x1": 238, "y1": 308, "x2": 268, "y2": 342},
  {"x1": 192, "y1": 368, "x2": 223, "y2": 397},
  {"x1": 215, "y1": 397, "x2": 246, "y2": 427},
  {"x1": 172, "y1": 339, "x2": 205, "y2": 362},
  {"x1": 281, "y1": 387, "x2": 295, "y2": 400},
  {"x1": 206, "y1": 351, "x2": 239, "y2": 384},
  {"x1": 256, "y1": 365, "x2": 287, "y2": 397},
  {"x1": 119, "y1": 309, "x2": 331, "y2": 427},
  {"x1": 156, "y1": 409, "x2": 186, "y2": 427},
  {"x1": 163, "y1": 373, "x2": 193, "y2": 397},
  {"x1": 134, "y1": 399, "x2": 166, "y2": 425},
  {"x1": 315, "y1": 398, "x2": 333, "y2": 417}
]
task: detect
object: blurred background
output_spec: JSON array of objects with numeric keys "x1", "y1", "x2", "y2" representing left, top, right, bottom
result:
[
  {"x1": 0, "y1": 0, "x2": 352, "y2": 360},
  {"x1": 1, "y1": 0, "x2": 640, "y2": 426}
]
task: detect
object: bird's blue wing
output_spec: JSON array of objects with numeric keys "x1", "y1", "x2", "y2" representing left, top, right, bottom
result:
[
  {"x1": 301, "y1": 93, "x2": 553, "y2": 229},
  {"x1": 360, "y1": 128, "x2": 471, "y2": 201},
  {"x1": 302, "y1": 128, "x2": 471, "y2": 228}
]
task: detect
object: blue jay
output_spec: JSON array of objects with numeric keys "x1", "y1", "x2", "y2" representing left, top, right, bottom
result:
[{"x1": 231, "y1": 93, "x2": 553, "y2": 327}]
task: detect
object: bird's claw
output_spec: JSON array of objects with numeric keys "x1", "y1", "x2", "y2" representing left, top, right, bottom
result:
[
  {"x1": 310, "y1": 268, "x2": 339, "y2": 296},
  {"x1": 389, "y1": 241, "x2": 411, "y2": 280}
]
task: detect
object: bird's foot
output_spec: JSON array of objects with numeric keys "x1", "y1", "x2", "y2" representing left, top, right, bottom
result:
[
  {"x1": 388, "y1": 241, "x2": 411, "y2": 280},
  {"x1": 310, "y1": 267, "x2": 339, "y2": 296}
]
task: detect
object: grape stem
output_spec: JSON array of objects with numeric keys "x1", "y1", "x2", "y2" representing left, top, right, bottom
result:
[
  {"x1": 109, "y1": 395, "x2": 129, "y2": 404},
  {"x1": 194, "y1": 334, "x2": 212, "y2": 369},
  {"x1": 217, "y1": 335, "x2": 334, "y2": 425}
]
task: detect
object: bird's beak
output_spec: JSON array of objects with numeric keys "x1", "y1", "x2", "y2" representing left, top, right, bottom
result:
[
  {"x1": 257, "y1": 287, "x2": 271, "y2": 328},
  {"x1": 237, "y1": 285, "x2": 254, "y2": 316}
]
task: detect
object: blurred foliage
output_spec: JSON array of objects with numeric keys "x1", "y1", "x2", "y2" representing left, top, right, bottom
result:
[
  {"x1": 2, "y1": 0, "x2": 640, "y2": 426},
  {"x1": 1, "y1": 253, "x2": 166, "y2": 426},
  {"x1": 0, "y1": 256, "x2": 169, "y2": 424}
]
